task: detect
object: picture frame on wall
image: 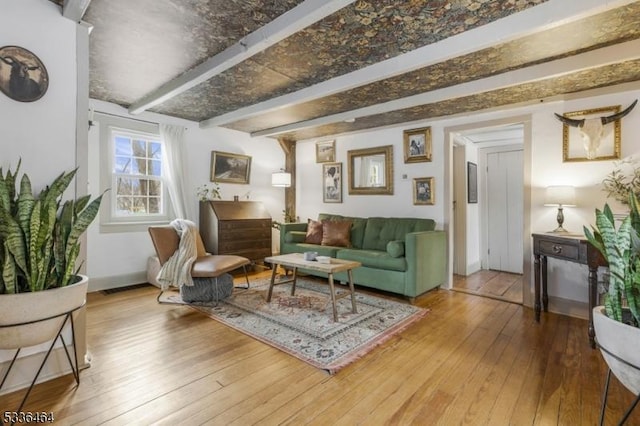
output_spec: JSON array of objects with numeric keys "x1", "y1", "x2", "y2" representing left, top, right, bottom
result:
[
  {"x1": 316, "y1": 140, "x2": 336, "y2": 163},
  {"x1": 0, "y1": 45, "x2": 49, "y2": 102},
  {"x1": 560, "y1": 105, "x2": 622, "y2": 162},
  {"x1": 323, "y1": 162, "x2": 342, "y2": 203},
  {"x1": 210, "y1": 151, "x2": 251, "y2": 184},
  {"x1": 403, "y1": 126, "x2": 432, "y2": 163},
  {"x1": 413, "y1": 177, "x2": 434, "y2": 205},
  {"x1": 467, "y1": 161, "x2": 478, "y2": 204}
]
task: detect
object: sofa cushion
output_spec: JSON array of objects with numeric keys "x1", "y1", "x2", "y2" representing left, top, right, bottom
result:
[
  {"x1": 285, "y1": 231, "x2": 306, "y2": 243},
  {"x1": 362, "y1": 217, "x2": 435, "y2": 251},
  {"x1": 321, "y1": 220, "x2": 352, "y2": 247},
  {"x1": 305, "y1": 219, "x2": 323, "y2": 244},
  {"x1": 386, "y1": 240, "x2": 405, "y2": 258},
  {"x1": 336, "y1": 249, "x2": 406, "y2": 272},
  {"x1": 318, "y1": 213, "x2": 367, "y2": 248}
]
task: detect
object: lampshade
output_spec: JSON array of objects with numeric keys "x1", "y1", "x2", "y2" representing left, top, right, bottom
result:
[
  {"x1": 544, "y1": 185, "x2": 576, "y2": 207},
  {"x1": 271, "y1": 171, "x2": 291, "y2": 187}
]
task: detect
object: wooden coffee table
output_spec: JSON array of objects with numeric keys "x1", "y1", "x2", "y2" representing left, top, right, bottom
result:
[{"x1": 264, "y1": 253, "x2": 361, "y2": 321}]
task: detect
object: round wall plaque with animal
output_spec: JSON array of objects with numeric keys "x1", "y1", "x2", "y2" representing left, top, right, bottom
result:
[{"x1": 0, "y1": 45, "x2": 49, "y2": 102}]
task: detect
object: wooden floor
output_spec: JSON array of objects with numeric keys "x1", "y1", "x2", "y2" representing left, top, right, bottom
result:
[
  {"x1": 453, "y1": 270, "x2": 523, "y2": 305},
  {"x1": 1, "y1": 270, "x2": 638, "y2": 425}
]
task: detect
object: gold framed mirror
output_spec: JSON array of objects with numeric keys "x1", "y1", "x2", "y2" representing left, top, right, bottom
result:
[{"x1": 347, "y1": 145, "x2": 393, "y2": 195}]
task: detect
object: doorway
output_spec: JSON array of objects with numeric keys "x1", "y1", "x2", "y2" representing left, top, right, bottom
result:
[{"x1": 449, "y1": 122, "x2": 525, "y2": 304}]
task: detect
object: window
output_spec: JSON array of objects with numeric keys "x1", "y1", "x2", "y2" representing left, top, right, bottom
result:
[
  {"x1": 112, "y1": 132, "x2": 163, "y2": 218},
  {"x1": 96, "y1": 113, "x2": 172, "y2": 233}
]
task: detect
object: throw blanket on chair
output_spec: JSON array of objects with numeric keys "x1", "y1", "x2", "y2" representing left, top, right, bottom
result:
[{"x1": 156, "y1": 219, "x2": 198, "y2": 290}]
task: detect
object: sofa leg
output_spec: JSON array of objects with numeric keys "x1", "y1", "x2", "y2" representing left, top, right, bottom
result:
[{"x1": 408, "y1": 297, "x2": 416, "y2": 304}]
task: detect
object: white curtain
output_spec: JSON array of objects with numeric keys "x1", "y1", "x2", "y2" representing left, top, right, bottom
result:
[{"x1": 160, "y1": 123, "x2": 193, "y2": 220}]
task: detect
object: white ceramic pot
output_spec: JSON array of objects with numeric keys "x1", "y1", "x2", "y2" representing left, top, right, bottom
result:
[
  {"x1": 593, "y1": 306, "x2": 640, "y2": 395},
  {"x1": 0, "y1": 275, "x2": 88, "y2": 350}
]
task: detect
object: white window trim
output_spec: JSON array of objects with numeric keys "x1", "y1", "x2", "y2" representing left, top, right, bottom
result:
[{"x1": 96, "y1": 113, "x2": 173, "y2": 233}]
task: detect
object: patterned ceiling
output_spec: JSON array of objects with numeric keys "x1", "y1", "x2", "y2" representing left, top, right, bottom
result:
[{"x1": 50, "y1": 0, "x2": 640, "y2": 140}]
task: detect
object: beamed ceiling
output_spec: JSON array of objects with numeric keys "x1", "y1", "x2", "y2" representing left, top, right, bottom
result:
[{"x1": 51, "y1": 0, "x2": 640, "y2": 141}]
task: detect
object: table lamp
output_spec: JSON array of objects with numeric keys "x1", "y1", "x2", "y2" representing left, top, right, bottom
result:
[{"x1": 544, "y1": 185, "x2": 576, "y2": 233}]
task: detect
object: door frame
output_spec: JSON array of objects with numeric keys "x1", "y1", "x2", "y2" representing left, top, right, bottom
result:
[{"x1": 444, "y1": 115, "x2": 533, "y2": 307}]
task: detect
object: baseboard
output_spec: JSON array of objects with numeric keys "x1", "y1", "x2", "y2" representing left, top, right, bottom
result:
[
  {"x1": 88, "y1": 271, "x2": 148, "y2": 292},
  {"x1": 466, "y1": 261, "x2": 482, "y2": 275},
  {"x1": 545, "y1": 295, "x2": 589, "y2": 320},
  {"x1": 0, "y1": 346, "x2": 90, "y2": 397}
]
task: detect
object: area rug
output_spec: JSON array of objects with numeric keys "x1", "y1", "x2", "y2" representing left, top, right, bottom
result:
[{"x1": 161, "y1": 276, "x2": 428, "y2": 373}]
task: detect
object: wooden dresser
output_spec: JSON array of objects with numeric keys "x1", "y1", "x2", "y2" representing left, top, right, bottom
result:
[{"x1": 199, "y1": 201, "x2": 272, "y2": 264}]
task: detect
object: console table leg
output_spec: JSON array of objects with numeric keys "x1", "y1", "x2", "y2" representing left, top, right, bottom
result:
[
  {"x1": 534, "y1": 254, "x2": 541, "y2": 322},
  {"x1": 589, "y1": 265, "x2": 598, "y2": 349},
  {"x1": 542, "y1": 256, "x2": 549, "y2": 312}
]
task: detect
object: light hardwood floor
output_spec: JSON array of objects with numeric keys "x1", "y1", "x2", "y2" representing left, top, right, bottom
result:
[
  {"x1": 1, "y1": 270, "x2": 637, "y2": 425},
  {"x1": 453, "y1": 270, "x2": 523, "y2": 305}
]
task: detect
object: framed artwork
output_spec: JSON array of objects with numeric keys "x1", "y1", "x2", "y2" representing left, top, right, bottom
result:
[
  {"x1": 413, "y1": 177, "x2": 434, "y2": 205},
  {"x1": 323, "y1": 162, "x2": 342, "y2": 203},
  {"x1": 210, "y1": 151, "x2": 251, "y2": 184},
  {"x1": 0, "y1": 45, "x2": 49, "y2": 102},
  {"x1": 403, "y1": 126, "x2": 432, "y2": 163},
  {"x1": 467, "y1": 162, "x2": 478, "y2": 204},
  {"x1": 560, "y1": 105, "x2": 622, "y2": 162},
  {"x1": 316, "y1": 140, "x2": 336, "y2": 163}
]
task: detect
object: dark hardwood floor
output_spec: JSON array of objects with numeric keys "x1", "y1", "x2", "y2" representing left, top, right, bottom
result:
[{"x1": 0, "y1": 270, "x2": 636, "y2": 425}]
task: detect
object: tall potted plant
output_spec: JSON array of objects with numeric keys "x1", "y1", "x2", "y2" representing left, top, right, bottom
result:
[
  {"x1": 0, "y1": 160, "x2": 102, "y2": 410},
  {"x1": 584, "y1": 193, "x2": 640, "y2": 422}
]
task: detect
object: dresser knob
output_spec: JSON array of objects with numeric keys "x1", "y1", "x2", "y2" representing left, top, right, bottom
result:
[{"x1": 552, "y1": 245, "x2": 562, "y2": 254}]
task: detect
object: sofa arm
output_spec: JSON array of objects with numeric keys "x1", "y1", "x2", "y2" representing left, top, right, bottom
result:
[
  {"x1": 279, "y1": 222, "x2": 308, "y2": 248},
  {"x1": 404, "y1": 230, "x2": 447, "y2": 297}
]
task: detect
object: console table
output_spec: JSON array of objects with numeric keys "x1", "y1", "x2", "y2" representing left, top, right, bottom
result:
[{"x1": 532, "y1": 233, "x2": 606, "y2": 348}]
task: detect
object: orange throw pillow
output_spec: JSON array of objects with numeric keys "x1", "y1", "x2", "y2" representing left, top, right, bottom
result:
[
  {"x1": 305, "y1": 219, "x2": 324, "y2": 244},
  {"x1": 321, "y1": 220, "x2": 352, "y2": 247}
]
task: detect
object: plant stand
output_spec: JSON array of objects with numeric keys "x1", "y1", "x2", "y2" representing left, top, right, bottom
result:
[
  {"x1": 0, "y1": 303, "x2": 84, "y2": 418},
  {"x1": 598, "y1": 344, "x2": 640, "y2": 425}
]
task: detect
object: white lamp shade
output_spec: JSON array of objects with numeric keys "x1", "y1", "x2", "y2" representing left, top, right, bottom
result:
[
  {"x1": 271, "y1": 171, "x2": 291, "y2": 187},
  {"x1": 544, "y1": 185, "x2": 576, "y2": 207}
]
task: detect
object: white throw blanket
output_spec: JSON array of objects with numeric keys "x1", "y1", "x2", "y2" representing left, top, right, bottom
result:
[{"x1": 156, "y1": 219, "x2": 198, "y2": 290}]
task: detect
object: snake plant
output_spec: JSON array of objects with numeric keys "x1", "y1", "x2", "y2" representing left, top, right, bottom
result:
[
  {"x1": 0, "y1": 161, "x2": 103, "y2": 294},
  {"x1": 584, "y1": 193, "x2": 640, "y2": 326}
]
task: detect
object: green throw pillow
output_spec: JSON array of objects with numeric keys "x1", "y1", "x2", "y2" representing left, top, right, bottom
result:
[{"x1": 386, "y1": 240, "x2": 405, "y2": 258}]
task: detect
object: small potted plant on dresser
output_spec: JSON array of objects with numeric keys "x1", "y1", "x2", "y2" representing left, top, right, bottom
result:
[
  {"x1": 584, "y1": 193, "x2": 640, "y2": 424},
  {"x1": 0, "y1": 161, "x2": 102, "y2": 413}
]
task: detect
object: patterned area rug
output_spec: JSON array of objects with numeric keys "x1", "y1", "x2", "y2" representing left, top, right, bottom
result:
[{"x1": 161, "y1": 276, "x2": 428, "y2": 373}]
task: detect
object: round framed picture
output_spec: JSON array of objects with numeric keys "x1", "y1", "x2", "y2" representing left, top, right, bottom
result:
[{"x1": 0, "y1": 45, "x2": 49, "y2": 102}]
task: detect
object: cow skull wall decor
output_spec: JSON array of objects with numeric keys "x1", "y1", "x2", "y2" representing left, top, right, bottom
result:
[{"x1": 555, "y1": 100, "x2": 637, "y2": 161}]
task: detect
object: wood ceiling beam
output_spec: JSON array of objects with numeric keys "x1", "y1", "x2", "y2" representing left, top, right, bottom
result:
[
  {"x1": 251, "y1": 38, "x2": 640, "y2": 138},
  {"x1": 62, "y1": 0, "x2": 92, "y2": 23},
  {"x1": 128, "y1": 0, "x2": 356, "y2": 115},
  {"x1": 200, "y1": 0, "x2": 636, "y2": 129}
]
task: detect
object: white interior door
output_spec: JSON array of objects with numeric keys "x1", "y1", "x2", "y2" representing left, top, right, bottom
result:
[{"x1": 487, "y1": 150, "x2": 523, "y2": 273}]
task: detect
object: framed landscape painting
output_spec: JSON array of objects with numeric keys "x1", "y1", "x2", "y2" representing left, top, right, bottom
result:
[
  {"x1": 316, "y1": 140, "x2": 336, "y2": 163},
  {"x1": 323, "y1": 162, "x2": 342, "y2": 203},
  {"x1": 210, "y1": 151, "x2": 251, "y2": 184}
]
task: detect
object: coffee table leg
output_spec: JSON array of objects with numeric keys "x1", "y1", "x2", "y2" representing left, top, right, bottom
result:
[
  {"x1": 291, "y1": 267, "x2": 298, "y2": 296},
  {"x1": 266, "y1": 263, "x2": 278, "y2": 302},
  {"x1": 328, "y1": 272, "x2": 338, "y2": 321},
  {"x1": 347, "y1": 269, "x2": 357, "y2": 314}
]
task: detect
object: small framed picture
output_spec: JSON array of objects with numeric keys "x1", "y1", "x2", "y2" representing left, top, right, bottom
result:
[
  {"x1": 316, "y1": 140, "x2": 336, "y2": 163},
  {"x1": 323, "y1": 162, "x2": 342, "y2": 203},
  {"x1": 403, "y1": 127, "x2": 432, "y2": 163},
  {"x1": 413, "y1": 177, "x2": 434, "y2": 205},
  {"x1": 210, "y1": 151, "x2": 251, "y2": 184},
  {"x1": 467, "y1": 162, "x2": 477, "y2": 204}
]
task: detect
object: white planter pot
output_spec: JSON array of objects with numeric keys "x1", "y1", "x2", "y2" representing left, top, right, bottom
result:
[
  {"x1": 0, "y1": 275, "x2": 88, "y2": 350},
  {"x1": 593, "y1": 306, "x2": 640, "y2": 395}
]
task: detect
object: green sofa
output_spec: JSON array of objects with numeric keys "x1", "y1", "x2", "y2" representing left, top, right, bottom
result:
[{"x1": 278, "y1": 213, "x2": 446, "y2": 300}]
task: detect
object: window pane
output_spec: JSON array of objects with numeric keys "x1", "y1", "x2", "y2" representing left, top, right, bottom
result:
[
  {"x1": 116, "y1": 196, "x2": 132, "y2": 213},
  {"x1": 132, "y1": 140, "x2": 146, "y2": 157},
  {"x1": 115, "y1": 136, "x2": 132, "y2": 156},
  {"x1": 149, "y1": 197, "x2": 160, "y2": 214},
  {"x1": 148, "y1": 142, "x2": 162, "y2": 159},
  {"x1": 131, "y1": 157, "x2": 147, "y2": 175},
  {"x1": 114, "y1": 156, "x2": 131, "y2": 173},
  {"x1": 130, "y1": 178, "x2": 143, "y2": 196},
  {"x1": 117, "y1": 177, "x2": 132, "y2": 195},
  {"x1": 149, "y1": 180, "x2": 161, "y2": 196},
  {"x1": 148, "y1": 159, "x2": 162, "y2": 176},
  {"x1": 133, "y1": 197, "x2": 147, "y2": 214}
]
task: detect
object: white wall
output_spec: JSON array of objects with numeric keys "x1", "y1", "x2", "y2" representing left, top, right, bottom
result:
[{"x1": 86, "y1": 101, "x2": 285, "y2": 291}]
